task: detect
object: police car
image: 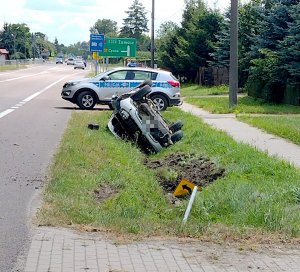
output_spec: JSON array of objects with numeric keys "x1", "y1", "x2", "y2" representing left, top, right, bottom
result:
[{"x1": 61, "y1": 67, "x2": 181, "y2": 111}]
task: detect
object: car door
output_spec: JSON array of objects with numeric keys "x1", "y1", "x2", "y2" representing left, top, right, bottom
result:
[
  {"x1": 96, "y1": 70, "x2": 130, "y2": 101},
  {"x1": 97, "y1": 70, "x2": 157, "y2": 101},
  {"x1": 128, "y1": 70, "x2": 157, "y2": 90}
]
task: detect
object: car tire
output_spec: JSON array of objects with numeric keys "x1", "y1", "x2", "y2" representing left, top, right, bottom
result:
[
  {"x1": 77, "y1": 91, "x2": 96, "y2": 110},
  {"x1": 108, "y1": 103, "x2": 114, "y2": 110},
  {"x1": 169, "y1": 121, "x2": 183, "y2": 133},
  {"x1": 151, "y1": 95, "x2": 168, "y2": 111},
  {"x1": 171, "y1": 130, "x2": 183, "y2": 143}
]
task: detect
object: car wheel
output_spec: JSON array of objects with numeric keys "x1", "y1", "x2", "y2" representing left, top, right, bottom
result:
[
  {"x1": 108, "y1": 103, "x2": 114, "y2": 110},
  {"x1": 151, "y1": 95, "x2": 168, "y2": 111},
  {"x1": 169, "y1": 121, "x2": 183, "y2": 133},
  {"x1": 171, "y1": 130, "x2": 183, "y2": 143},
  {"x1": 77, "y1": 91, "x2": 96, "y2": 110}
]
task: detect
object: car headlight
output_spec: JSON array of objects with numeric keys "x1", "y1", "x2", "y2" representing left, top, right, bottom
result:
[
  {"x1": 63, "y1": 82, "x2": 78, "y2": 88},
  {"x1": 62, "y1": 90, "x2": 71, "y2": 96}
]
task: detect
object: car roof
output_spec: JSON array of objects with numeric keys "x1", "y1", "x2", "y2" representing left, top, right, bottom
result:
[{"x1": 109, "y1": 66, "x2": 171, "y2": 75}]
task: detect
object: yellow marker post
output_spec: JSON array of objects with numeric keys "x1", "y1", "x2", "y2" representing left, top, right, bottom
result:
[{"x1": 173, "y1": 179, "x2": 195, "y2": 197}]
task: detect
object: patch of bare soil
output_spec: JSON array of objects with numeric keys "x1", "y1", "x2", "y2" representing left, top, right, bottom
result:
[
  {"x1": 144, "y1": 153, "x2": 225, "y2": 193},
  {"x1": 94, "y1": 183, "x2": 118, "y2": 202},
  {"x1": 93, "y1": 153, "x2": 224, "y2": 202}
]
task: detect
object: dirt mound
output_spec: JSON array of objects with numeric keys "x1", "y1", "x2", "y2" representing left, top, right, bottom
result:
[
  {"x1": 94, "y1": 153, "x2": 225, "y2": 202},
  {"x1": 144, "y1": 153, "x2": 225, "y2": 193}
]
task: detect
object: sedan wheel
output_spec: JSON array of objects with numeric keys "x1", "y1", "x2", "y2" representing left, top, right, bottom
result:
[
  {"x1": 151, "y1": 95, "x2": 168, "y2": 111},
  {"x1": 77, "y1": 91, "x2": 96, "y2": 110}
]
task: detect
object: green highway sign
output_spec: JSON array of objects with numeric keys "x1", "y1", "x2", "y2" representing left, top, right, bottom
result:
[{"x1": 99, "y1": 37, "x2": 136, "y2": 57}]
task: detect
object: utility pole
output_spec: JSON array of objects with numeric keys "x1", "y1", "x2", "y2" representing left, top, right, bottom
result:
[
  {"x1": 151, "y1": 0, "x2": 155, "y2": 68},
  {"x1": 12, "y1": 34, "x2": 16, "y2": 60},
  {"x1": 229, "y1": 0, "x2": 238, "y2": 107}
]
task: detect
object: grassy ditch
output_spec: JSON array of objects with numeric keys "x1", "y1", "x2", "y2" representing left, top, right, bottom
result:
[
  {"x1": 184, "y1": 95, "x2": 300, "y2": 114},
  {"x1": 238, "y1": 115, "x2": 300, "y2": 146},
  {"x1": 181, "y1": 84, "x2": 229, "y2": 97},
  {"x1": 38, "y1": 109, "x2": 300, "y2": 239}
]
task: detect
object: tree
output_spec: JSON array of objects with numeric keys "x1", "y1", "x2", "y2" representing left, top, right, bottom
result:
[
  {"x1": 156, "y1": 21, "x2": 181, "y2": 75},
  {"x1": 120, "y1": 0, "x2": 149, "y2": 41},
  {"x1": 66, "y1": 41, "x2": 90, "y2": 59},
  {"x1": 0, "y1": 23, "x2": 14, "y2": 54},
  {"x1": 155, "y1": 1, "x2": 223, "y2": 81},
  {"x1": 210, "y1": 1, "x2": 266, "y2": 87},
  {"x1": 54, "y1": 37, "x2": 60, "y2": 55},
  {"x1": 280, "y1": 3, "x2": 300, "y2": 83},
  {"x1": 246, "y1": 0, "x2": 299, "y2": 102},
  {"x1": 0, "y1": 23, "x2": 31, "y2": 59},
  {"x1": 175, "y1": 0, "x2": 223, "y2": 80},
  {"x1": 238, "y1": 0, "x2": 265, "y2": 86},
  {"x1": 210, "y1": 11, "x2": 230, "y2": 68},
  {"x1": 90, "y1": 19, "x2": 118, "y2": 36},
  {"x1": 156, "y1": 21, "x2": 178, "y2": 39}
]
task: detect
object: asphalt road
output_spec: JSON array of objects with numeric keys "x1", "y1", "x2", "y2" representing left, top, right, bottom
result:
[{"x1": 0, "y1": 62, "x2": 87, "y2": 271}]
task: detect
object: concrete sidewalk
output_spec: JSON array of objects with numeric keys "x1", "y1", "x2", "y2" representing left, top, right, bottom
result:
[
  {"x1": 180, "y1": 102, "x2": 300, "y2": 168},
  {"x1": 23, "y1": 102, "x2": 300, "y2": 272}
]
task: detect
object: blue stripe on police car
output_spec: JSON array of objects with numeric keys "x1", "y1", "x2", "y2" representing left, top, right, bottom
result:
[{"x1": 92, "y1": 81, "x2": 172, "y2": 89}]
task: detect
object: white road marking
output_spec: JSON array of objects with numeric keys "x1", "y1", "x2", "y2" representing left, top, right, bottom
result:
[
  {"x1": 0, "y1": 75, "x2": 69, "y2": 119},
  {"x1": 0, "y1": 65, "x2": 44, "y2": 76},
  {"x1": 0, "y1": 109, "x2": 15, "y2": 119},
  {"x1": 22, "y1": 91, "x2": 43, "y2": 102},
  {"x1": 0, "y1": 71, "x2": 48, "y2": 83},
  {"x1": 48, "y1": 67, "x2": 71, "y2": 71}
]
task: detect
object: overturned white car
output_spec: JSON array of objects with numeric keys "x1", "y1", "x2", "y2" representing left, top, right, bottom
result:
[{"x1": 107, "y1": 80, "x2": 183, "y2": 153}]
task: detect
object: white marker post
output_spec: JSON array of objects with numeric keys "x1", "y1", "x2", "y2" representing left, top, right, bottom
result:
[
  {"x1": 182, "y1": 186, "x2": 198, "y2": 225},
  {"x1": 127, "y1": 45, "x2": 130, "y2": 57}
]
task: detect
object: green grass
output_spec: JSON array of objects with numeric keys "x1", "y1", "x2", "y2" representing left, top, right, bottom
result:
[
  {"x1": 239, "y1": 115, "x2": 300, "y2": 146},
  {"x1": 185, "y1": 95, "x2": 300, "y2": 114},
  {"x1": 38, "y1": 109, "x2": 300, "y2": 239},
  {"x1": 0, "y1": 64, "x2": 27, "y2": 71},
  {"x1": 181, "y1": 84, "x2": 229, "y2": 97}
]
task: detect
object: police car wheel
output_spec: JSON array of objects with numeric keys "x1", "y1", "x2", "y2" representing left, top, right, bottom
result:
[
  {"x1": 108, "y1": 103, "x2": 114, "y2": 110},
  {"x1": 151, "y1": 95, "x2": 168, "y2": 111},
  {"x1": 77, "y1": 91, "x2": 96, "y2": 110}
]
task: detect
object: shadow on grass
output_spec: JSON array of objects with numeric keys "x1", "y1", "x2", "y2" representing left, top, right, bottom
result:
[{"x1": 54, "y1": 106, "x2": 112, "y2": 111}]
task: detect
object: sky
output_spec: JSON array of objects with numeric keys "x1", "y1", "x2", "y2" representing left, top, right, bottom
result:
[{"x1": 0, "y1": 0, "x2": 231, "y2": 46}]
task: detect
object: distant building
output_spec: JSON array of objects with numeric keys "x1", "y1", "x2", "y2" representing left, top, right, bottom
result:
[
  {"x1": 41, "y1": 49, "x2": 50, "y2": 59},
  {"x1": 0, "y1": 48, "x2": 9, "y2": 62}
]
